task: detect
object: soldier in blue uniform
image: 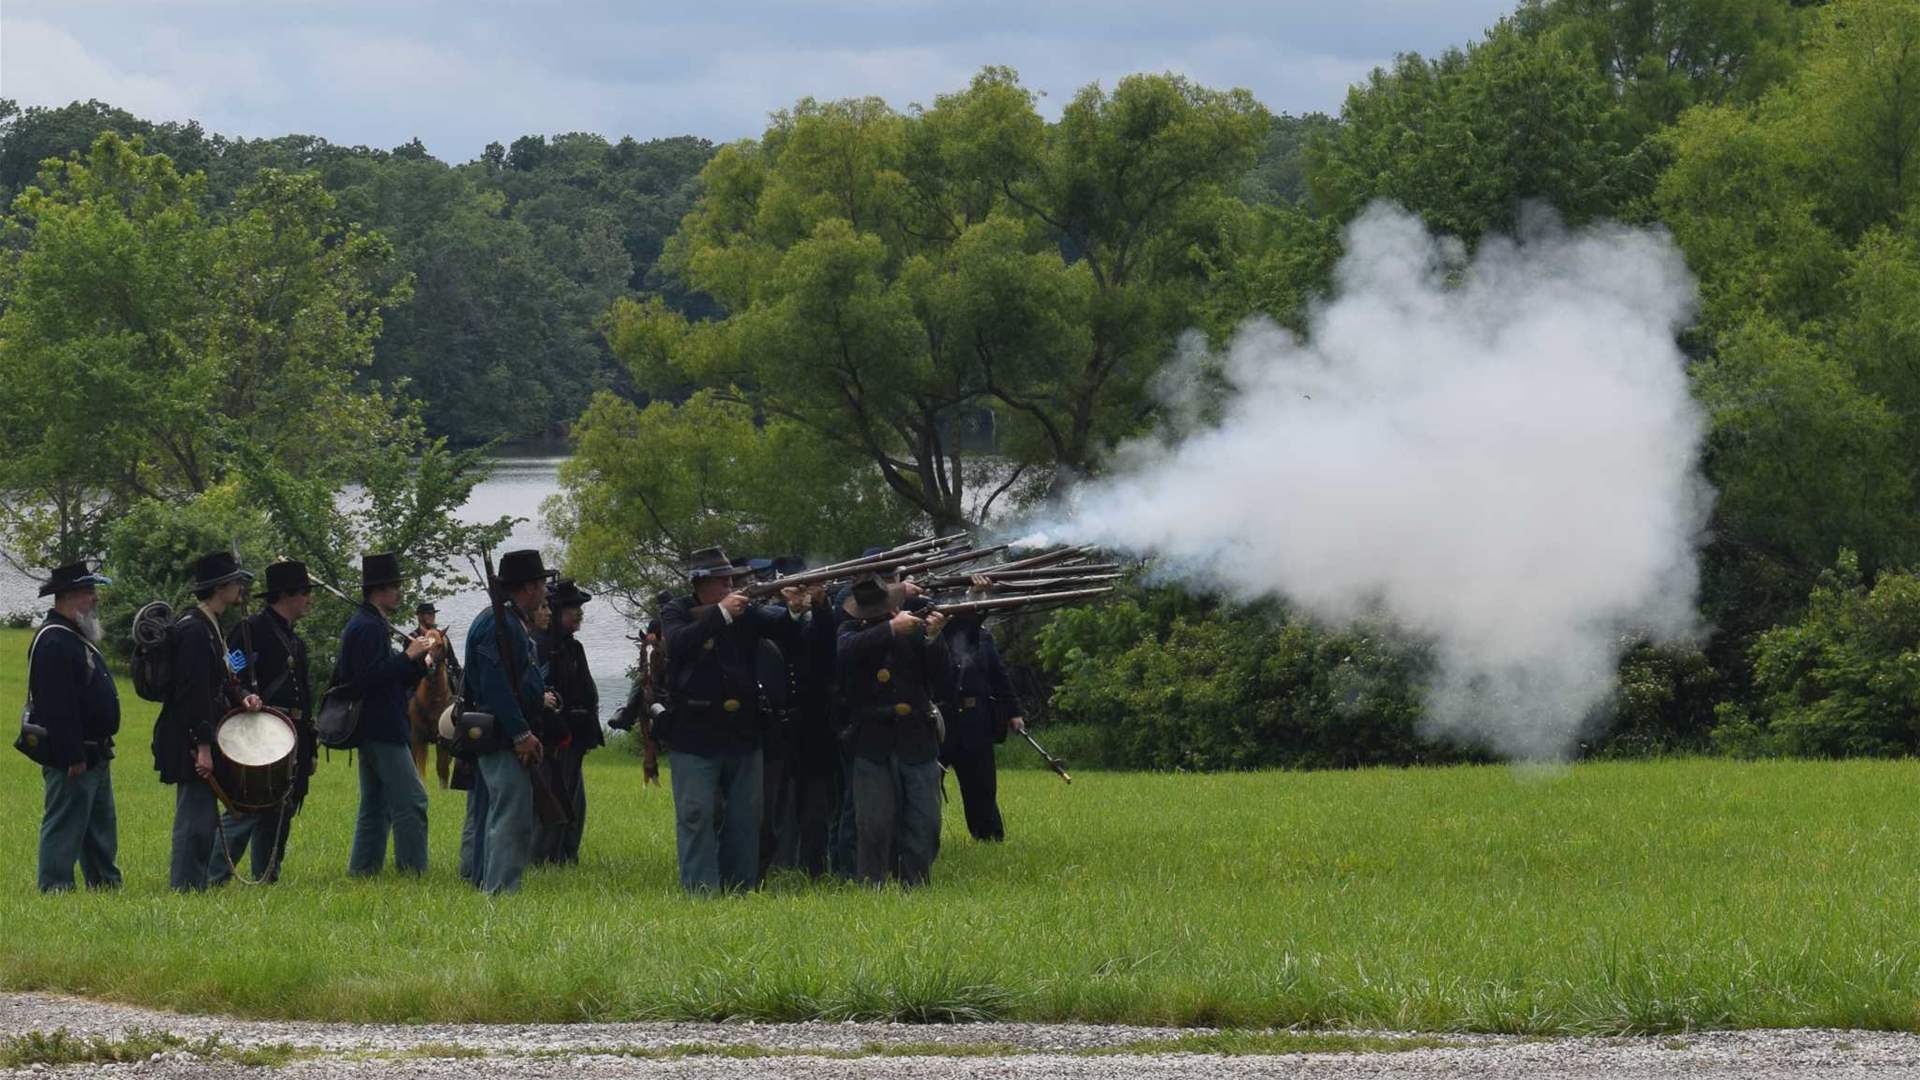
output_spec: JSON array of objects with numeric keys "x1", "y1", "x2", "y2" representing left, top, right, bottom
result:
[
  {"x1": 154, "y1": 552, "x2": 264, "y2": 892},
  {"x1": 341, "y1": 552, "x2": 436, "y2": 877},
  {"x1": 22, "y1": 561, "x2": 121, "y2": 892},
  {"x1": 836, "y1": 575, "x2": 951, "y2": 886},
  {"x1": 658, "y1": 547, "x2": 807, "y2": 893},
  {"x1": 211, "y1": 560, "x2": 316, "y2": 884},
  {"x1": 935, "y1": 580, "x2": 1025, "y2": 842},
  {"x1": 461, "y1": 549, "x2": 555, "y2": 895},
  {"x1": 533, "y1": 578, "x2": 600, "y2": 865}
]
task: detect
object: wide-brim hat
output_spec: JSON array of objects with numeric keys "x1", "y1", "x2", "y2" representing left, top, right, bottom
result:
[
  {"x1": 361, "y1": 552, "x2": 404, "y2": 589},
  {"x1": 841, "y1": 575, "x2": 903, "y2": 620},
  {"x1": 685, "y1": 546, "x2": 754, "y2": 582},
  {"x1": 497, "y1": 549, "x2": 556, "y2": 587},
  {"x1": 256, "y1": 560, "x2": 314, "y2": 598},
  {"x1": 773, "y1": 555, "x2": 807, "y2": 576},
  {"x1": 415, "y1": 601, "x2": 437, "y2": 615},
  {"x1": 548, "y1": 578, "x2": 593, "y2": 610},
  {"x1": 189, "y1": 551, "x2": 254, "y2": 593},
  {"x1": 39, "y1": 560, "x2": 111, "y2": 598}
]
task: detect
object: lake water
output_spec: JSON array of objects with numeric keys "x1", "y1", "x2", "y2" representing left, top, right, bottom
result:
[{"x1": 0, "y1": 457, "x2": 641, "y2": 720}]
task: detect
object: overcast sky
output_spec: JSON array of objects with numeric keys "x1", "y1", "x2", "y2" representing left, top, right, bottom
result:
[{"x1": 3, "y1": 1, "x2": 1516, "y2": 163}]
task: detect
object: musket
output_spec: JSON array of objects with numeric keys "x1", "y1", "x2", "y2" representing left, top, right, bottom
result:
[
  {"x1": 929, "y1": 574, "x2": 1123, "y2": 599},
  {"x1": 480, "y1": 548, "x2": 570, "y2": 827},
  {"x1": 925, "y1": 586, "x2": 1114, "y2": 618},
  {"x1": 920, "y1": 563, "x2": 1121, "y2": 590},
  {"x1": 976, "y1": 563, "x2": 1120, "y2": 580},
  {"x1": 981, "y1": 544, "x2": 1100, "y2": 575},
  {"x1": 892, "y1": 543, "x2": 1009, "y2": 577},
  {"x1": 804, "y1": 534, "x2": 965, "y2": 578},
  {"x1": 740, "y1": 542, "x2": 963, "y2": 599},
  {"x1": 1021, "y1": 729, "x2": 1071, "y2": 784}
]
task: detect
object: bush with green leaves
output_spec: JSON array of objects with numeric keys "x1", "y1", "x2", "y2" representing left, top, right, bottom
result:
[
  {"x1": 98, "y1": 485, "x2": 279, "y2": 657},
  {"x1": 1035, "y1": 590, "x2": 1455, "y2": 770},
  {"x1": 1736, "y1": 551, "x2": 1920, "y2": 758}
]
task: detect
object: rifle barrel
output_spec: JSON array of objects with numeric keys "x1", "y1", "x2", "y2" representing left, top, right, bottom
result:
[
  {"x1": 894, "y1": 543, "x2": 1009, "y2": 577},
  {"x1": 982, "y1": 544, "x2": 1099, "y2": 575},
  {"x1": 930, "y1": 585, "x2": 1113, "y2": 617},
  {"x1": 740, "y1": 543, "x2": 962, "y2": 599}
]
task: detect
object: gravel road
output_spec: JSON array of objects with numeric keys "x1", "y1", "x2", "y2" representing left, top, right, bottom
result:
[{"x1": 7, "y1": 992, "x2": 1920, "y2": 1077}]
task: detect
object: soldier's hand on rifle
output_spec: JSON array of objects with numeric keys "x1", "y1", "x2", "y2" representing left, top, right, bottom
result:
[
  {"x1": 970, "y1": 574, "x2": 995, "y2": 594},
  {"x1": 807, "y1": 584, "x2": 829, "y2": 609},
  {"x1": 1010, "y1": 715, "x2": 1027, "y2": 735},
  {"x1": 194, "y1": 744, "x2": 214, "y2": 779},
  {"x1": 514, "y1": 732, "x2": 543, "y2": 767},
  {"x1": 901, "y1": 580, "x2": 926, "y2": 598},
  {"x1": 889, "y1": 610, "x2": 924, "y2": 637},
  {"x1": 404, "y1": 635, "x2": 433, "y2": 660},
  {"x1": 924, "y1": 610, "x2": 948, "y2": 639},
  {"x1": 242, "y1": 693, "x2": 264, "y2": 712},
  {"x1": 720, "y1": 591, "x2": 751, "y2": 619},
  {"x1": 781, "y1": 585, "x2": 808, "y2": 613},
  {"x1": 543, "y1": 690, "x2": 560, "y2": 711}
]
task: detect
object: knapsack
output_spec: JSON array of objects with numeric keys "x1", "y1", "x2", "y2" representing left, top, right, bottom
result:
[{"x1": 130, "y1": 601, "x2": 177, "y2": 703}]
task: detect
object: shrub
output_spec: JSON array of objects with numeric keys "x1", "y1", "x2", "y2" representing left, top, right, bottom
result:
[{"x1": 1739, "y1": 551, "x2": 1920, "y2": 757}]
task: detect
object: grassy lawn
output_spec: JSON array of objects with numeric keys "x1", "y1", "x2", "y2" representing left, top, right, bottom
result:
[{"x1": 4, "y1": 627, "x2": 1920, "y2": 1032}]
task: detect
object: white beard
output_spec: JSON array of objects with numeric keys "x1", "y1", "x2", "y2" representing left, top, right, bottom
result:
[{"x1": 76, "y1": 611, "x2": 104, "y2": 643}]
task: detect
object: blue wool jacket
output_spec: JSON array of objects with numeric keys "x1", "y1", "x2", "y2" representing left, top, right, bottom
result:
[
  {"x1": 338, "y1": 603, "x2": 424, "y2": 746},
  {"x1": 464, "y1": 602, "x2": 544, "y2": 742}
]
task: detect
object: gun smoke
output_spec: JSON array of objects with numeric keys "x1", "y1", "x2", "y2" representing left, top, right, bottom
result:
[{"x1": 1038, "y1": 203, "x2": 1711, "y2": 760}]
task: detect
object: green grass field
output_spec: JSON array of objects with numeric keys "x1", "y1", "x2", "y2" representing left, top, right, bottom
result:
[{"x1": 4, "y1": 627, "x2": 1920, "y2": 1033}]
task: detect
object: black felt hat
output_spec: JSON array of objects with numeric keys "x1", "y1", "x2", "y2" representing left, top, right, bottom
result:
[
  {"x1": 548, "y1": 578, "x2": 593, "y2": 610},
  {"x1": 189, "y1": 551, "x2": 254, "y2": 593},
  {"x1": 841, "y1": 575, "x2": 902, "y2": 620},
  {"x1": 361, "y1": 552, "x2": 404, "y2": 589},
  {"x1": 496, "y1": 549, "x2": 556, "y2": 587},
  {"x1": 773, "y1": 555, "x2": 807, "y2": 576},
  {"x1": 256, "y1": 560, "x2": 314, "y2": 598},
  {"x1": 39, "y1": 561, "x2": 111, "y2": 598},
  {"x1": 685, "y1": 547, "x2": 754, "y2": 582},
  {"x1": 415, "y1": 601, "x2": 437, "y2": 615}
]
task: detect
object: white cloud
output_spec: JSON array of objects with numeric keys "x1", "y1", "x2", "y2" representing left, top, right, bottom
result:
[
  {"x1": 1, "y1": 18, "x2": 201, "y2": 120},
  {"x1": 1, "y1": 1, "x2": 1516, "y2": 159}
]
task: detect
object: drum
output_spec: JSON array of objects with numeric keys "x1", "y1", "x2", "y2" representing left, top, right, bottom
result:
[{"x1": 212, "y1": 707, "x2": 299, "y2": 813}]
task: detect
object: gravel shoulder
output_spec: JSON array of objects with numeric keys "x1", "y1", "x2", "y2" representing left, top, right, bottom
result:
[{"x1": 8, "y1": 993, "x2": 1920, "y2": 1077}]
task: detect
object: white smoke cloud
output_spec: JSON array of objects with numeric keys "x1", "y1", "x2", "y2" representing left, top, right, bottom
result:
[{"x1": 1046, "y1": 202, "x2": 1711, "y2": 760}]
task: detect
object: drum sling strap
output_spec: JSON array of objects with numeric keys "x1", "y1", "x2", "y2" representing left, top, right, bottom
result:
[{"x1": 207, "y1": 616, "x2": 296, "y2": 887}]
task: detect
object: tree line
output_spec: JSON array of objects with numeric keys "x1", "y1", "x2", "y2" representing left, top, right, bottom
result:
[{"x1": 5, "y1": 0, "x2": 1919, "y2": 765}]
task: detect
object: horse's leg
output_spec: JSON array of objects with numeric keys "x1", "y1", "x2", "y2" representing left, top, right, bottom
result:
[
  {"x1": 436, "y1": 738, "x2": 451, "y2": 789},
  {"x1": 408, "y1": 707, "x2": 428, "y2": 780}
]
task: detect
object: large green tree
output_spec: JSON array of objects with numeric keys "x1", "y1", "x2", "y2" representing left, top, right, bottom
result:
[
  {"x1": 0, "y1": 134, "x2": 404, "y2": 562},
  {"x1": 1656, "y1": 0, "x2": 1920, "y2": 671},
  {"x1": 596, "y1": 68, "x2": 1267, "y2": 537}
]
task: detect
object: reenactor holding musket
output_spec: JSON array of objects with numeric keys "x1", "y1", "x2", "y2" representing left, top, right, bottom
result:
[
  {"x1": 460, "y1": 549, "x2": 556, "y2": 895},
  {"x1": 658, "y1": 547, "x2": 809, "y2": 894},
  {"x1": 935, "y1": 577, "x2": 1025, "y2": 843},
  {"x1": 534, "y1": 578, "x2": 600, "y2": 865},
  {"x1": 835, "y1": 574, "x2": 952, "y2": 887}
]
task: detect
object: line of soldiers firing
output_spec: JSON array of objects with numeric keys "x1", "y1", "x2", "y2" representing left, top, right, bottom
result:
[{"x1": 16, "y1": 537, "x2": 1112, "y2": 895}]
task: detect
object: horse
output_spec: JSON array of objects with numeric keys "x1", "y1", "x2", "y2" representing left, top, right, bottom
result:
[{"x1": 406, "y1": 628, "x2": 454, "y2": 788}]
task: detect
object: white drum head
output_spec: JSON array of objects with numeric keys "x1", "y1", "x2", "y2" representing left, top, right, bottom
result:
[{"x1": 217, "y1": 711, "x2": 297, "y2": 766}]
